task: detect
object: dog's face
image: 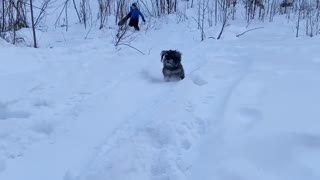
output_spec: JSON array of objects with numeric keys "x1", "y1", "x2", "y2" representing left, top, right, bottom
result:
[
  {"x1": 160, "y1": 50, "x2": 185, "y2": 80},
  {"x1": 161, "y1": 50, "x2": 182, "y2": 67}
]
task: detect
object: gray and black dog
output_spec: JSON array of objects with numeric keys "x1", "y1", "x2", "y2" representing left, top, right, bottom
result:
[{"x1": 161, "y1": 50, "x2": 185, "y2": 81}]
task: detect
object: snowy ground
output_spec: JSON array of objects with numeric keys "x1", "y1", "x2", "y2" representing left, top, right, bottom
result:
[{"x1": 1, "y1": 11, "x2": 320, "y2": 180}]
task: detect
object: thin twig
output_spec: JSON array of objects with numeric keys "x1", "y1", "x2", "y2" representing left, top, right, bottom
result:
[
  {"x1": 117, "y1": 43, "x2": 145, "y2": 55},
  {"x1": 191, "y1": 16, "x2": 201, "y2": 28},
  {"x1": 55, "y1": 0, "x2": 69, "y2": 28},
  {"x1": 85, "y1": 18, "x2": 98, "y2": 39},
  {"x1": 139, "y1": 0, "x2": 153, "y2": 17}
]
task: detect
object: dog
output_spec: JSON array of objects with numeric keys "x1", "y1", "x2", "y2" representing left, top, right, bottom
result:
[{"x1": 161, "y1": 50, "x2": 185, "y2": 81}]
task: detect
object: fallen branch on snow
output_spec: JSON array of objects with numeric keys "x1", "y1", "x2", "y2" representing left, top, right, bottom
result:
[
  {"x1": 236, "y1": 27, "x2": 264, "y2": 37},
  {"x1": 117, "y1": 43, "x2": 145, "y2": 55}
]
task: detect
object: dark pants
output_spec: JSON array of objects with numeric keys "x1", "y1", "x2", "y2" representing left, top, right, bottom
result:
[{"x1": 128, "y1": 18, "x2": 140, "y2": 31}]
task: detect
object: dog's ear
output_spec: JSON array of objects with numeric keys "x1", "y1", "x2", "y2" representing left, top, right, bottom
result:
[
  {"x1": 174, "y1": 50, "x2": 182, "y2": 62},
  {"x1": 161, "y1": 50, "x2": 167, "y2": 62}
]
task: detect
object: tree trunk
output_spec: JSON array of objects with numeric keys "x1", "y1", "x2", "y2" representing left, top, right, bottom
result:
[
  {"x1": 29, "y1": 0, "x2": 37, "y2": 48},
  {"x1": 2, "y1": 0, "x2": 5, "y2": 33}
]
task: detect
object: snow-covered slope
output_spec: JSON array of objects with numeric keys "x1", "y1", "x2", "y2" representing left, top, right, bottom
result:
[{"x1": 1, "y1": 7, "x2": 320, "y2": 180}]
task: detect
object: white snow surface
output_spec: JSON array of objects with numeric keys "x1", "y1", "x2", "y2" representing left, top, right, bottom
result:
[{"x1": 1, "y1": 7, "x2": 320, "y2": 180}]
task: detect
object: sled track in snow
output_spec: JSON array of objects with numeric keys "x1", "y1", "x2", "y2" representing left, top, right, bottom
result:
[
  {"x1": 73, "y1": 54, "x2": 255, "y2": 180},
  {"x1": 73, "y1": 61, "x2": 215, "y2": 180}
]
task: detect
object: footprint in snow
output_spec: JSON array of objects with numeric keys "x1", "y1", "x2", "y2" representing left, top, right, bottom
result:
[
  {"x1": 189, "y1": 74, "x2": 208, "y2": 86},
  {"x1": 237, "y1": 107, "x2": 262, "y2": 129},
  {"x1": 0, "y1": 102, "x2": 31, "y2": 120}
]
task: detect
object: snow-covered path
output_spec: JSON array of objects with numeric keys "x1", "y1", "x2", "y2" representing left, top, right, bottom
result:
[{"x1": 0, "y1": 25, "x2": 252, "y2": 180}]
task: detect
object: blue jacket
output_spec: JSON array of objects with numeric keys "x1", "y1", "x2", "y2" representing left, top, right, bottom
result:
[{"x1": 127, "y1": 8, "x2": 145, "y2": 21}]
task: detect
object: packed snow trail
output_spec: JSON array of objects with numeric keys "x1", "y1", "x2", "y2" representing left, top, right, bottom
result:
[{"x1": 70, "y1": 53, "x2": 253, "y2": 180}]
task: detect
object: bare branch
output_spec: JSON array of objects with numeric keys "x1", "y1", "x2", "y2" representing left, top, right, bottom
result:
[
  {"x1": 117, "y1": 43, "x2": 145, "y2": 55},
  {"x1": 236, "y1": 27, "x2": 264, "y2": 37}
]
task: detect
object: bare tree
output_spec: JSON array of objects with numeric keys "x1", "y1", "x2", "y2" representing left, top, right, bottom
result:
[
  {"x1": 280, "y1": 0, "x2": 294, "y2": 14},
  {"x1": 141, "y1": 0, "x2": 160, "y2": 17},
  {"x1": 79, "y1": 0, "x2": 92, "y2": 29},
  {"x1": 215, "y1": 0, "x2": 218, "y2": 25},
  {"x1": 207, "y1": 0, "x2": 214, "y2": 27},
  {"x1": 246, "y1": 0, "x2": 265, "y2": 23},
  {"x1": 296, "y1": 0, "x2": 305, "y2": 37},
  {"x1": 158, "y1": 0, "x2": 177, "y2": 14},
  {"x1": 316, "y1": 1, "x2": 320, "y2": 36},
  {"x1": 97, "y1": 0, "x2": 112, "y2": 29},
  {"x1": 217, "y1": 0, "x2": 231, "y2": 39},
  {"x1": 12, "y1": 0, "x2": 28, "y2": 30},
  {"x1": 6, "y1": 0, "x2": 29, "y2": 44},
  {"x1": 1, "y1": 0, "x2": 6, "y2": 39},
  {"x1": 227, "y1": 0, "x2": 237, "y2": 20},
  {"x1": 197, "y1": 0, "x2": 209, "y2": 41},
  {"x1": 29, "y1": 0, "x2": 37, "y2": 48},
  {"x1": 72, "y1": 0, "x2": 81, "y2": 22},
  {"x1": 305, "y1": 0, "x2": 320, "y2": 37},
  {"x1": 176, "y1": 0, "x2": 189, "y2": 23},
  {"x1": 267, "y1": 0, "x2": 277, "y2": 22},
  {"x1": 115, "y1": 0, "x2": 128, "y2": 25}
]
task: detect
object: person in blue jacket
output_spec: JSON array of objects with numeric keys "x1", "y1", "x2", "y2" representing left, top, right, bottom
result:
[{"x1": 125, "y1": 3, "x2": 145, "y2": 31}]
